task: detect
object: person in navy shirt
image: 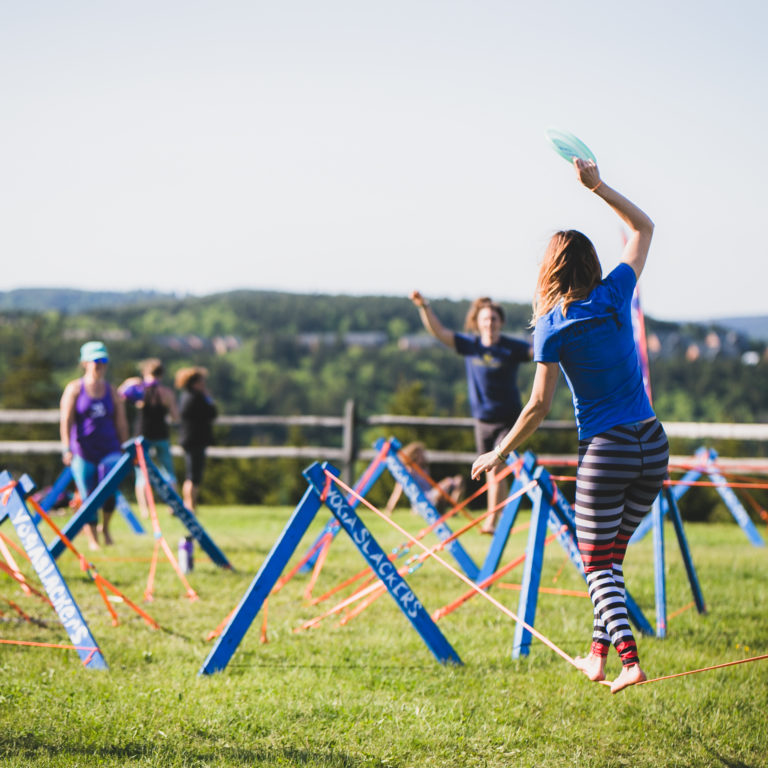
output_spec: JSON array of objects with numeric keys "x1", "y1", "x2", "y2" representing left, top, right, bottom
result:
[
  {"x1": 471, "y1": 157, "x2": 668, "y2": 693},
  {"x1": 410, "y1": 292, "x2": 532, "y2": 533}
]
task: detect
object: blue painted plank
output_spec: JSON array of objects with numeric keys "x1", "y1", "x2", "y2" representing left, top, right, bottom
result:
[
  {"x1": 305, "y1": 462, "x2": 462, "y2": 666},
  {"x1": 381, "y1": 439, "x2": 479, "y2": 581},
  {"x1": 1, "y1": 471, "x2": 108, "y2": 670}
]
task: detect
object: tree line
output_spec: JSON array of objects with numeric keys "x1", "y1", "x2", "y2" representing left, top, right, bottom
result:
[{"x1": 0, "y1": 289, "x2": 766, "y2": 518}]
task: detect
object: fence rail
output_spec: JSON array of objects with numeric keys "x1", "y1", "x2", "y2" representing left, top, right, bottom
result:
[{"x1": 2, "y1": 404, "x2": 768, "y2": 478}]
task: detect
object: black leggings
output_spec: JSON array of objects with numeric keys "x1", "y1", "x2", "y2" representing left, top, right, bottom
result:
[{"x1": 575, "y1": 419, "x2": 669, "y2": 666}]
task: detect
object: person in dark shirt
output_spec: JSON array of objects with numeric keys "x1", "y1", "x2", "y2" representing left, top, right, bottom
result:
[
  {"x1": 410, "y1": 292, "x2": 532, "y2": 532},
  {"x1": 118, "y1": 357, "x2": 179, "y2": 517},
  {"x1": 174, "y1": 367, "x2": 217, "y2": 514}
]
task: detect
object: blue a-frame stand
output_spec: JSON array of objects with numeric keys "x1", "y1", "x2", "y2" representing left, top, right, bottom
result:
[
  {"x1": 300, "y1": 437, "x2": 479, "y2": 580},
  {"x1": 632, "y1": 447, "x2": 764, "y2": 547},
  {"x1": 39, "y1": 439, "x2": 232, "y2": 569},
  {"x1": 199, "y1": 461, "x2": 462, "y2": 675},
  {"x1": 649, "y1": 485, "x2": 707, "y2": 638},
  {"x1": 0, "y1": 470, "x2": 108, "y2": 670}
]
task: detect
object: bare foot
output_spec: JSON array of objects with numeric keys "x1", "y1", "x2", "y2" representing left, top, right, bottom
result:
[
  {"x1": 480, "y1": 526, "x2": 496, "y2": 535},
  {"x1": 574, "y1": 653, "x2": 606, "y2": 682},
  {"x1": 610, "y1": 664, "x2": 647, "y2": 693},
  {"x1": 88, "y1": 539, "x2": 100, "y2": 552},
  {"x1": 98, "y1": 525, "x2": 114, "y2": 546}
]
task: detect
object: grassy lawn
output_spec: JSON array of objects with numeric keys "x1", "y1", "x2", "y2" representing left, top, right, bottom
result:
[{"x1": 0, "y1": 496, "x2": 766, "y2": 767}]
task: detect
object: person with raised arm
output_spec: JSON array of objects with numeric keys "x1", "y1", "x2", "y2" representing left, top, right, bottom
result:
[
  {"x1": 409, "y1": 292, "x2": 533, "y2": 533},
  {"x1": 471, "y1": 157, "x2": 669, "y2": 693}
]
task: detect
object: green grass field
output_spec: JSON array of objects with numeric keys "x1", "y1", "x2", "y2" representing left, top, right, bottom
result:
[{"x1": 0, "y1": 499, "x2": 766, "y2": 767}]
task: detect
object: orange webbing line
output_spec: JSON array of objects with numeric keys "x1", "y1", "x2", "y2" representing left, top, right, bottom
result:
[
  {"x1": 334, "y1": 498, "x2": 522, "y2": 627},
  {"x1": 0, "y1": 535, "x2": 33, "y2": 596},
  {"x1": 667, "y1": 601, "x2": 695, "y2": 620},
  {"x1": 28, "y1": 497, "x2": 160, "y2": 630},
  {"x1": 0, "y1": 481, "x2": 18, "y2": 504},
  {"x1": 303, "y1": 534, "x2": 333, "y2": 602},
  {"x1": 260, "y1": 597, "x2": 269, "y2": 644},
  {"x1": 311, "y1": 480, "x2": 528, "y2": 616},
  {"x1": 497, "y1": 583, "x2": 589, "y2": 598},
  {"x1": 273, "y1": 532, "x2": 332, "y2": 595},
  {"x1": 269, "y1": 438, "x2": 395, "y2": 603},
  {"x1": 0, "y1": 596, "x2": 33, "y2": 622},
  {"x1": 634, "y1": 653, "x2": 768, "y2": 687},
  {"x1": 0, "y1": 530, "x2": 29, "y2": 559},
  {"x1": 325, "y1": 469, "x2": 578, "y2": 668},
  {"x1": 0, "y1": 561, "x2": 52, "y2": 606},
  {"x1": 400, "y1": 453, "x2": 474, "y2": 520},
  {"x1": 432, "y1": 526, "x2": 564, "y2": 621},
  {"x1": 305, "y1": 467, "x2": 498, "y2": 609},
  {"x1": 739, "y1": 489, "x2": 768, "y2": 527},
  {"x1": 135, "y1": 441, "x2": 198, "y2": 602},
  {"x1": 296, "y1": 560, "x2": 414, "y2": 632},
  {"x1": 0, "y1": 637, "x2": 100, "y2": 655},
  {"x1": 342, "y1": 479, "x2": 540, "y2": 623}
]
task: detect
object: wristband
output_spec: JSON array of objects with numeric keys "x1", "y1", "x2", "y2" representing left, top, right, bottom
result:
[
  {"x1": 589, "y1": 180, "x2": 603, "y2": 193},
  {"x1": 494, "y1": 445, "x2": 508, "y2": 462}
]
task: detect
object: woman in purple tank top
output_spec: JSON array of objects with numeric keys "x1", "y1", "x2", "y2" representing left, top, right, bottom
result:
[{"x1": 59, "y1": 341, "x2": 128, "y2": 550}]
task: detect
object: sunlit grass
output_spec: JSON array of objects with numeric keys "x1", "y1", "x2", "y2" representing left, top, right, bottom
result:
[{"x1": 0, "y1": 502, "x2": 766, "y2": 767}]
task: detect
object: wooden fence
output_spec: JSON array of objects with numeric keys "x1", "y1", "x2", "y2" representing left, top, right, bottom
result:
[{"x1": 2, "y1": 401, "x2": 768, "y2": 480}]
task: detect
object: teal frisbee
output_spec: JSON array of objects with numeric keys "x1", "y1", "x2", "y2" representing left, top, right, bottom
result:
[{"x1": 545, "y1": 128, "x2": 597, "y2": 164}]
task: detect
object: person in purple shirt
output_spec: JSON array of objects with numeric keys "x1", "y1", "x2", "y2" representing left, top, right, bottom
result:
[
  {"x1": 60, "y1": 341, "x2": 128, "y2": 550},
  {"x1": 471, "y1": 158, "x2": 668, "y2": 693},
  {"x1": 410, "y1": 291, "x2": 533, "y2": 533}
]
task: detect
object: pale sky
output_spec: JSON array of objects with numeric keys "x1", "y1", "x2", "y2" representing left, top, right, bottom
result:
[{"x1": 2, "y1": 1, "x2": 766, "y2": 321}]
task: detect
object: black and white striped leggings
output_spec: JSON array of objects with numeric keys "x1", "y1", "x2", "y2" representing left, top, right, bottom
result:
[{"x1": 575, "y1": 418, "x2": 669, "y2": 666}]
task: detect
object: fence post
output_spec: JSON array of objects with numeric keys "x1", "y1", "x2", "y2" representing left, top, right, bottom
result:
[{"x1": 341, "y1": 399, "x2": 358, "y2": 485}]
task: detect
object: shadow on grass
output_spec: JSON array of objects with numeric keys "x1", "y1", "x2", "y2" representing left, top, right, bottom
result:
[
  {"x1": 704, "y1": 746, "x2": 760, "y2": 768},
  {"x1": 1, "y1": 736, "x2": 399, "y2": 768}
]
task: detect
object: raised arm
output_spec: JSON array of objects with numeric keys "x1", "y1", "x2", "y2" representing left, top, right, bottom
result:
[
  {"x1": 111, "y1": 385, "x2": 129, "y2": 443},
  {"x1": 409, "y1": 290, "x2": 456, "y2": 349},
  {"x1": 573, "y1": 158, "x2": 654, "y2": 280}
]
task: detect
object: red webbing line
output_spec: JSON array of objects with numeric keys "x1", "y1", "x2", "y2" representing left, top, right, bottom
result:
[
  {"x1": 0, "y1": 481, "x2": 18, "y2": 505},
  {"x1": 272, "y1": 532, "x2": 332, "y2": 595},
  {"x1": 326, "y1": 469, "x2": 577, "y2": 667}
]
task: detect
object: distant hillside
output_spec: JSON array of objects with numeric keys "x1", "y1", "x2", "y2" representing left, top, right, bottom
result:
[
  {"x1": 707, "y1": 316, "x2": 768, "y2": 342},
  {"x1": 0, "y1": 288, "x2": 179, "y2": 314}
]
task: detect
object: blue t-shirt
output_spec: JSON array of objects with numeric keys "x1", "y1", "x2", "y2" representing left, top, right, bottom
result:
[
  {"x1": 454, "y1": 333, "x2": 532, "y2": 423},
  {"x1": 533, "y1": 263, "x2": 654, "y2": 440}
]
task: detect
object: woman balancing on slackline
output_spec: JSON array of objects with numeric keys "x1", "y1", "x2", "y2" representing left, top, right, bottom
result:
[{"x1": 471, "y1": 157, "x2": 669, "y2": 693}]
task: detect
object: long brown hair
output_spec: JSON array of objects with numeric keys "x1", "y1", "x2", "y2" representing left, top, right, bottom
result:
[
  {"x1": 532, "y1": 230, "x2": 602, "y2": 323},
  {"x1": 464, "y1": 297, "x2": 505, "y2": 333}
]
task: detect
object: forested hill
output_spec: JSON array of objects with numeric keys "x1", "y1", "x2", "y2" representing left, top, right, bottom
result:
[{"x1": 0, "y1": 288, "x2": 766, "y2": 429}]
